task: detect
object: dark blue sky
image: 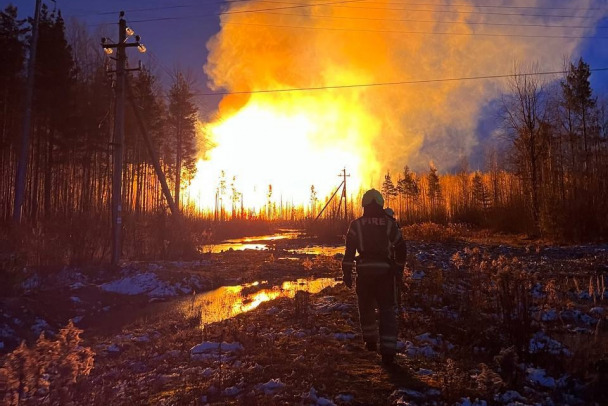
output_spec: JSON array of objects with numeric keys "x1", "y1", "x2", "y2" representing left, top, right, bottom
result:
[{"x1": 10, "y1": 0, "x2": 224, "y2": 111}]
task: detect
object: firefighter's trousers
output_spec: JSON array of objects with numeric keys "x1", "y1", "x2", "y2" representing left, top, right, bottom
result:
[{"x1": 355, "y1": 269, "x2": 398, "y2": 355}]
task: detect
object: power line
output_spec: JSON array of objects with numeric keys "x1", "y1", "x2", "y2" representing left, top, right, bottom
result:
[
  {"x1": 340, "y1": 1, "x2": 607, "y2": 12},
  {"x1": 116, "y1": 9, "x2": 606, "y2": 28},
  {"x1": 309, "y1": 4, "x2": 602, "y2": 19},
  {"x1": 82, "y1": 0, "x2": 366, "y2": 19},
  {"x1": 222, "y1": 20, "x2": 608, "y2": 39},
  {"x1": 192, "y1": 67, "x2": 608, "y2": 96},
  {"x1": 257, "y1": 10, "x2": 608, "y2": 30},
  {"x1": 71, "y1": 0, "x2": 608, "y2": 17}
]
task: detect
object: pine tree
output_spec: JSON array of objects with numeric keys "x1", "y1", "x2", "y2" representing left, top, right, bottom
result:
[
  {"x1": 562, "y1": 57, "x2": 596, "y2": 165},
  {"x1": 167, "y1": 73, "x2": 198, "y2": 211},
  {"x1": 472, "y1": 171, "x2": 490, "y2": 210},
  {"x1": 427, "y1": 163, "x2": 442, "y2": 206},
  {"x1": 381, "y1": 171, "x2": 397, "y2": 207},
  {"x1": 309, "y1": 185, "x2": 317, "y2": 217}
]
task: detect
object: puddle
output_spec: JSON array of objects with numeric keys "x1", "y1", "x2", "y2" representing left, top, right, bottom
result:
[
  {"x1": 91, "y1": 277, "x2": 339, "y2": 335},
  {"x1": 179, "y1": 278, "x2": 339, "y2": 326},
  {"x1": 200, "y1": 230, "x2": 301, "y2": 253},
  {"x1": 288, "y1": 246, "x2": 344, "y2": 257}
]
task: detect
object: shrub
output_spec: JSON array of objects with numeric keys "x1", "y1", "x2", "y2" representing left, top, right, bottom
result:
[
  {"x1": 401, "y1": 222, "x2": 468, "y2": 243},
  {"x1": 0, "y1": 321, "x2": 94, "y2": 405}
]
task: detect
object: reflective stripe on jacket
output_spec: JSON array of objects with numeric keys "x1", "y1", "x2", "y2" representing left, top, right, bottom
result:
[{"x1": 342, "y1": 213, "x2": 407, "y2": 270}]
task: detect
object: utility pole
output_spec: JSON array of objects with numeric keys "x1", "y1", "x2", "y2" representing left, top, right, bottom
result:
[
  {"x1": 101, "y1": 12, "x2": 146, "y2": 266},
  {"x1": 13, "y1": 0, "x2": 42, "y2": 223},
  {"x1": 339, "y1": 167, "x2": 350, "y2": 221}
]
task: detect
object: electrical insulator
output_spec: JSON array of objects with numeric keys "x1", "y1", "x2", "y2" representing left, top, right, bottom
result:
[
  {"x1": 126, "y1": 27, "x2": 134, "y2": 36},
  {"x1": 137, "y1": 44, "x2": 147, "y2": 53}
]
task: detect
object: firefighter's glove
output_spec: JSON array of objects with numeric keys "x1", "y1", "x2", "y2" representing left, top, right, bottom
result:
[{"x1": 342, "y1": 263, "x2": 353, "y2": 289}]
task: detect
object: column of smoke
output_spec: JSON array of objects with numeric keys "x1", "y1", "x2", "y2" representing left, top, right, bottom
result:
[{"x1": 203, "y1": 0, "x2": 606, "y2": 185}]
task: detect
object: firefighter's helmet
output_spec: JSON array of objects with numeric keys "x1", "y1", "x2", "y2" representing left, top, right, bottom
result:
[
  {"x1": 361, "y1": 189, "x2": 384, "y2": 207},
  {"x1": 385, "y1": 207, "x2": 395, "y2": 217}
]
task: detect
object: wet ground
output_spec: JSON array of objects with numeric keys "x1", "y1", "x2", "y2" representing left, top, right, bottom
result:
[{"x1": 2, "y1": 232, "x2": 608, "y2": 405}]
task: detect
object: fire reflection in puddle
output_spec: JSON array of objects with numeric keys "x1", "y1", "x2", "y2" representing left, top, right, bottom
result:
[{"x1": 181, "y1": 278, "x2": 339, "y2": 327}]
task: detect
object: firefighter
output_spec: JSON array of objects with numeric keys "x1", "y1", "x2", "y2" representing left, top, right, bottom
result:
[{"x1": 342, "y1": 189, "x2": 407, "y2": 366}]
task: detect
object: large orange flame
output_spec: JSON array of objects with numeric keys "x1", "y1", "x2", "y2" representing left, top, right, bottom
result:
[{"x1": 187, "y1": 0, "x2": 606, "y2": 212}]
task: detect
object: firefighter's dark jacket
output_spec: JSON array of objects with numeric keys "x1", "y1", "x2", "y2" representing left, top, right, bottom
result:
[{"x1": 342, "y1": 203, "x2": 407, "y2": 274}]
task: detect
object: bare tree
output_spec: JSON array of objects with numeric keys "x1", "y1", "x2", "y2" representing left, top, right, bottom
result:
[{"x1": 502, "y1": 67, "x2": 549, "y2": 235}]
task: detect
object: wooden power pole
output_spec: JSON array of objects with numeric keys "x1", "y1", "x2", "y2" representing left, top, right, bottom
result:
[
  {"x1": 338, "y1": 167, "x2": 350, "y2": 221},
  {"x1": 101, "y1": 12, "x2": 146, "y2": 266}
]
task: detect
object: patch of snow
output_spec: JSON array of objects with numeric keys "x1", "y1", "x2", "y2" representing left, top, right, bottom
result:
[
  {"x1": 132, "y1": 334, "x2": 150, "y2": 343},
  {"x1": 70, "y1": 282, "x2": 85, "y2": 290},
  {"x1": 22, "y1": 274, "x2": 41, "y2": 291},
  {"x1": 191, "y1": 341, "x2": 244, "y2": 353},
  {"x1": 494, "y1": 390, "x2": 526, "y2": 403},
  {"x1": 529, "y1": 332, "x2": 571, "y2": 356},
  {"x1": 540, "y1": 309, "x2": 558, "y2": 321},
  {"x1": 223, "y1": 385, "x2": 241, "y2": 397},
  {"x1": 415, "y1": 332, "x2": 454, "y2": 350},
  {"x1": 526, "y1": 367, "x2": 556, "y2": 388},
  {"x1": 590, "y1": 307, "x2": 604, "y2": 315},
  {"x1": 317, "y1": 398, "x2": 336, "y2": 406},
  {"x1": 335, "y1": 393, "x2": 354, "y2": 403},
  {"x1": 255, "y1": 378, "x2": 285, "y2": 395},
  {"x1": 570, "y1": 327, "x2": 591, "y2": 334},
  {"x1": 0, "y1": 323, "x2": 16, "y2": 338},
  {"x1": 531, "y1": 283, "x2": 545, "y2": 299},
  {"x1": 190, "y1": 341, "x2": 244, "y2": 360},
  {"x1": 403, "y1": 341, "x2": 437, "y2": 358},
  {"x1": 456, "y1": 398, "x2": 488, "y2": 406},
  {"x1": 200, "y1": 395, "x2": 207, "y2": 403},
  {"x1": 411, "y1": 270, "x2": 425, "y2": 280},
  {"x1": 401, "y1": 389, "x2": 424, "y2": 399},
  {"x1": 304, "y1": 387, "x2": 319, "y2": 402},
  {"x1": 71, "y1": 316, "x2": 84, "y2": 324},
  {"x1": 416, "y1": 368, "x2": 434, "y2": 376},
  {"x1": 101, "y1": 273, "x2": 182, "y2": 297},
  {"x1": 426, "y1": 389, "x2": 441, "y2": 397},
  {"x1": 31, "y1": 318, "x2": 50, "y2": 336},
  {"x1": 70, "y1": 296, "x2": 82, "y2": 303},
  {"x1": 334, "y1": 332, "x2": 356, "y2": 340},
  {"x1": 0, "y1": 342, "x2": 3, "y2": 349},
  {"x1": 202, "y1": 367, "x2": 214, "y2": 377},
  {"x1": 579, "y1": 313, "x2": 597, "y2": 325},
  {"x1": 107, "y1": 344, "x2": 121, "y2": 353}
]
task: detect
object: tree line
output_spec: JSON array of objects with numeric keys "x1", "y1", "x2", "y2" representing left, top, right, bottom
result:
[
  {"x1": 379, "y1": 59, "x2": 608, "y2": 240},
  {"x1": 0, "y1": 4, "x2": 199, "y2": 224}
]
